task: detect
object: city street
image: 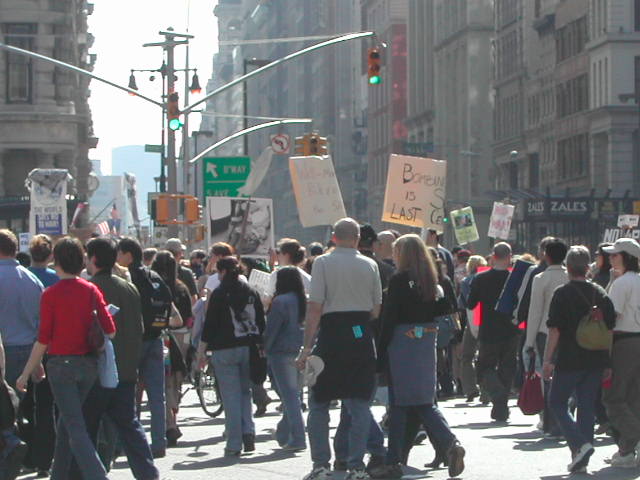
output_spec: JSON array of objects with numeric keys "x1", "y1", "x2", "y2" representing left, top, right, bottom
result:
[{"x1": 18, "y1": 386, "x2": 635, "y2": 480}]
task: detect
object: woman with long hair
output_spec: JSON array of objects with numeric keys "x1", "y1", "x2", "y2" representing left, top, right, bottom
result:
[
  {"x1": 16, "y1": 237, "x2": 116, "y2": 479},
  {"x1": 371, "y1": 234, "x2": 465, "y2": 479},
  {"x1": 199, "y1": 256, "x2": 265, "y2": 456},
  {"x1": 264, "y1": 267, "x2": 307, "y2": 451},
  {"x1": 591, "y1": 243, "x2": 612, "y2": 289},
  {"x1": 268, "y1": 239, "x2": 311, "y2": 298}
]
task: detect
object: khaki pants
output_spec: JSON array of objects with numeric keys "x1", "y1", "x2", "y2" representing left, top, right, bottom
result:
[{"x1": 604, "y1": 336, "x2": 640, "y2": 453}]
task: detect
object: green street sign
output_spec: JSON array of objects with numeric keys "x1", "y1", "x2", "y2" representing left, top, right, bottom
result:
[
  {"x1": 145, "y1": 144, "x2": 163, "y2": 153},
  {"x1": 203, "y1": 157, "x2": 251, "y2": 197}
]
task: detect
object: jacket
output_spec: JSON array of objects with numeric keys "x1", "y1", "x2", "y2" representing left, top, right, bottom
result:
[
  {"x1": 264, "y1": 292, "x2": 303, "y2": 355},
  {"x1": 525, "y1": 264, "x2": 568, "y2": 348}
]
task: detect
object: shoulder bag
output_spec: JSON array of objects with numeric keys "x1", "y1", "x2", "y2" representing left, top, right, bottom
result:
[{"x1": 573, "y1": 284, "x2": 612, "y2": 351}]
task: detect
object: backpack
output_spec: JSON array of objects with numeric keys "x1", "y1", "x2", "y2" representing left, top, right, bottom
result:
[
  {"x1": 573, "y1": 284, "x2": 612, "y2": 351},
  {"x1": 138, "y1": 267, "x2": 172, "y2": 334}
]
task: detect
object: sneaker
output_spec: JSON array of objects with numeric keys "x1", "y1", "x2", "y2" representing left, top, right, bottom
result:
[
  {"x1": 447, "y1": 441, "x2": 466, "y2": 478},
  {"x1": 608, "y1": 451, "x2": 637, "y2": 468},
  {"x1": 369, "y1": 463, "x2": 403, "y2": 479},
  {"x1": 333, "y1": 459, "x2": 348, "y2": 471},
  {"x1": 302, "y1": 466, "x2": 333, "y2": 480},
  {"x1": 345, "y1": 469, "x2": 370, "y2": 480},
  {"x1": 5, "y1": 442, "x2": 28, "y2": 480},
  {"x1": 568, "y1": 443, "x2": 594, "y2": 473},
  {"x1": 413, "y1": 431, "x2": 427, "y2": 445},
  {"x1": 243, "y1": 433, "x2": 256, "y2": 453},
  {"x1": 366, "y1": 454, "x2": 385, "y2": 473}
]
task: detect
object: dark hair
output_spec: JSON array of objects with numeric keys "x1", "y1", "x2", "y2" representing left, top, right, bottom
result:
[
  {"x1": 86, "y1": 237, "x2": 117, "y2": 271},
  {"x1": 308, "y1": 242, "x2": 324, "y2": 257},
  {"x1": 304, "y1": 256, "x2": 315, "y2": 275},
  {"x1": 358, "y1": 224, "x2": 378, "y2": 248},
  {"x1": 143, "y1": 248, "x2": 157, "y2": 264},
  {"x1": 210, "y1": 242, "x2": 234, "y2": 258},
  {"x1": 451, "y1": 246, "x2": 463, "y2": 256},
  {"x1": 217, "y1": 256, "x2": 241, "y2": 285},
  {"x1": 0, "y1": 229, "x2": 18, "y2": 257},
  {"x1": 427, "y1": 247, "x2": 444, "y2": 282},
  {"x1": 191, "y1": 249, "x2": 206, "y2": 261},
  {"x1": 29, "y1": 234, "x2": 53, "y2": 263},
  {"x1": 240, "y1": 256, "x2": 269, "y2": 278},
  {"x1": 544, "y1": 238, "x2": 568, "y2": 265},
  {"x1": 16, "y1": 252, "x2": 31, "y2": 267},
  {"x1": 274, "y1": 266, "x2": 307, "y2": 321},
  {"x1": 53, "y1": 237, "x2": 85, "y2": 275},
  {"x1": 118, "y1": 237, "x2": 143, "y2": 264},
  {"x1": 620, "y1": 251, "x2": 640, "y2": 273},
  {"x1": 152, "y1": 251, "x2": 178, "y2": 295},
  {"x1": 596, "y1": 243, "x2": 612, "y2": 272},
  {"x1": 278, "y1": 238, "x2": 305, "y2": 265}
]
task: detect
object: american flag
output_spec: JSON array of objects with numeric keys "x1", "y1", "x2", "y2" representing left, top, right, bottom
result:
[{"x1": 96, "y1": 221, "x2": 110, "y2": 236}]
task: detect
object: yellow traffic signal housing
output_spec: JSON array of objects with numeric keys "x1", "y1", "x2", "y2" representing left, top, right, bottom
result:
[
  {"x1": 185, "y1": 197, "x2": 201, "y2": 223},
  {"x1": 309, "y1": 133, "x2": 328, "y2": 155},
  {"x1": 295, "y1": 135, "x2": 310, "y2": 156},
  {"x1": 367, "y1": 47, "x2": 382, "y2": 85}
]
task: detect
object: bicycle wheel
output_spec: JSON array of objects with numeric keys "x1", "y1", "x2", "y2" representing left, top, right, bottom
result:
[{"x1": 196, "y1": 364, "x2": 224, "y2": 417}]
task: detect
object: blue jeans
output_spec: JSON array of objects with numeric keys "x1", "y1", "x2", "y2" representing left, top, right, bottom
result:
[
  {"x1": 139, "y1": 338, "x2": 166, "y2": 452},
  {"x1": 308, "y1": 390, "x2": 371, "y2": 470},
  {"x1": 212, "y1": 346, "x2": 254, "y2": 453},
  {"x1": 268, "y1": 353, "x2": 306, "y2": 448},
  {"x1": 47, "y1": 355, "x2": 107, "y2": 480},
  {"x1": 549, "y1": 368, "x2": 602, "y2": 453},
  {"x1": 386, "y1": 403, "x2": 455, "y2": 465},
  {"x1": 334, "y1": 405, "x2": 386, "y2": 461}
]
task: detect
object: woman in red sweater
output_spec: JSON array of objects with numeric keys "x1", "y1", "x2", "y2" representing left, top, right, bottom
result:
[{"x1": 16, "y1": 237, "x2": 115, "y2": 480}]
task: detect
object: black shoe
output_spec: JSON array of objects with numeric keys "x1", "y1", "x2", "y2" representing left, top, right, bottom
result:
[
  {"x1": 447, "y1": 441, "x2": 466, "y2": 477},
  {"x1": 369, "y1": 463, "x2": 403, "y2": 479},
  {"x1": 152, "y1": 449, "x2": 166, "y2": 459},
  {"x1": 242, "y1": 433, "x2": 256, "y2": 453},
  {"x1": 5, "y1": 442, "x2": 28, "y2": 480},
  {"x1": 425, "y1": 452, "x2": 448, "y2": 469},
  {"x1": 254, "y1": 404, "x2": 267, "y2": 417},
  {"x1": 465, "y1": 391, "x2": 479, "y2": 402},
  {"x1": 166, "y1": 427, "x2": 182, "y2": 447},
  {"x1": 414, "y1": 431, "x2": 427, "y2": 445},
  {"x1": 333, "y1": 459, "x2": 348, "y2": 471},
  {"x1": 366, "y1": 454, "x2": 385, "y2": 473}
]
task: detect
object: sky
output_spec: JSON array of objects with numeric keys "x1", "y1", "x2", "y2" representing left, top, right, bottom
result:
[{"x1": 87, "y1": 0, "x2": 218, "y2": 174}]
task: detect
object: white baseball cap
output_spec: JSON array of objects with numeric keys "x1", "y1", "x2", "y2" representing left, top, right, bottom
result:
[{"x1": 603, "y1": 238, "x2": 640, "y2": 259}]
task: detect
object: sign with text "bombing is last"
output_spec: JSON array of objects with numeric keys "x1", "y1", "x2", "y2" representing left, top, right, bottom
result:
[{"x1": 381, "y1": 155, "x2": 447, "y2": 231}]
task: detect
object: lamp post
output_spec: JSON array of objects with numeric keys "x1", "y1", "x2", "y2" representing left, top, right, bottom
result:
[{"x1": 243, "y1": 59, "x2": 271, "y2": 156}]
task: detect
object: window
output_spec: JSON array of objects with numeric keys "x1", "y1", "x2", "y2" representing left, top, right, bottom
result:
[
  {"x1": 529, "y1": 154, "x2": 540, "y2": 188},
  {"x1": 3, "y1": 24, "x2": 36, "y2": 103},
  {"x1": 556, "y1": 16, "x2": 588, "y2": 63},
  {"x1": 557, "y1": 133, "x2": 589, "y2": 179},
  {"x1": 557, "y1": 74, "x2": 589, "y2": 117}
]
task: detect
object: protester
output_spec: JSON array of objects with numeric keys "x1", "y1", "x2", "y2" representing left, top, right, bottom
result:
[
  {"x1": 601, "y1": 238, "x2": 640, "y2": 467},
  {"x1": 453, "y1": 249, "x2": 471, "y2": 291},
  {"x1": 118, "y1": 237, "x2": 173, "y2": 458},
  {"x1": 143, "y1": 248, "x2": 157, "y2": 267},
  {"x1": 189, "y1": 249, "x2": 207, "y2": 279},
  {"x1": 371, "y1": 234, "x2": 465, "y2": 479},
  {"x1": 374, "y1": 230, "x2": 396, "y2": 267},
  {"x1": 267, "y1": 238, "x2": 311, "y2": 298},
  {"x1": 203, "y1": 242, "x2": 236, "y2": 295},
  {"x1": 467, "y1": 242, "x2": 520, "y2": 422},
  {"x1": 544, "y1": 246, "x2": 616, "y2": 473},
  {"x1": 199, "y1": 256, "x2": 265, "y2": 456},
  {"x1": 308, "y1": 242, "x2": 324, "y2": 258},
  {"x1": 264, "y1": 267, "x2": 307, "y2": 451},
  {"x1": 16, "y1": 237, "x2": 116, "y2": 480},
  {"x1": 590, "y1": 243, "x2": 613, "y2": 289},
  {"x1": 424, "y1": 228, "x2": 455, "y2": 280},
  {"x1": 296, "y1": 218, "x2": 381, "y2": 480},
  {"x1": 165, "y1": 238, "x2": 198, "y2": 301}
]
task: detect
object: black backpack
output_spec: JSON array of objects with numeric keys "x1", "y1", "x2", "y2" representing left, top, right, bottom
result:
[{"x1": 137, "y1": 267, "x2": 173, "y2": 337}]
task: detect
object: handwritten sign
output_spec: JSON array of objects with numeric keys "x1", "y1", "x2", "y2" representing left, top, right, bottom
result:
[
  {"x1": 289, "y1": 156, "x2": 346, "y2": 227},
  {"x1": 19, "y1": 233, "x2": 31, "y2": 253},
  {"x1": 450, "y1": 206, "x2": 479, "y2": 244},
  {"x1": 617, "y1": 214, "x2": 640, "y2": 229},
  {"x1": 248, "y1": 269, "x2": 271, "y2": 297},
  {"x1": 381, "y1": 155, "x2": 447, "y2": 231},
  {"x1": 488, "y1": 202, "x2": 515, "y2": 239}
]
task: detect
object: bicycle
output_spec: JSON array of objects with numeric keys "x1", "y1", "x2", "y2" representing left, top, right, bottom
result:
[{"x1": 193, "y1": 358, "x2": 224, "y2": 418}]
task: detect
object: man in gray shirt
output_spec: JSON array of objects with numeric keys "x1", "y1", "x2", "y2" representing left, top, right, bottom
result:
[{"x1": 297, "y1": 218, "x2": 382, "y2": 480}]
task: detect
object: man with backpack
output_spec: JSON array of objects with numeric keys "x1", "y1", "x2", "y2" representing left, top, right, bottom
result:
[{"x1": 117, "y1": 238, "x2": 173, "y2": 459}]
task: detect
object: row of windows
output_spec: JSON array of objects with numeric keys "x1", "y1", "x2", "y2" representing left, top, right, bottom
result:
[
  {"x1": 557, "y1": 74, "x2": 589, "y2": 118},
  {"x1": 3, "y1": 23, "x2": 36, "y2": 103},
  {"x1": 556, "y1": 16, "x2": 588, "y2": 63},
  {"x1": 495, "y1": 0, "x2": 519, "y2": 28},
  {"x1": 495, "y1": 94, "x2": 521, "y2": 140},
  {"x1": 526, "y1": 88, "x2": 555, "y2": 127},
  {"x1": 495, "y1": 29, "x2": 521, "y2": 80},
  {"x1": 558, "y1": 133, "x2": 589, "y2": 179}
]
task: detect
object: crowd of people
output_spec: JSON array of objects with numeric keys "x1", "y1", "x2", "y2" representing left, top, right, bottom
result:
[{"x1": 0, "y1": 217, "x2": 638, "y2": 479}]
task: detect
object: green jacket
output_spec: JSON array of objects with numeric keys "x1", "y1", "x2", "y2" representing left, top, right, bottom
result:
[{"x1": 91, "y1": 270, "x2": 144, "y2": 383}]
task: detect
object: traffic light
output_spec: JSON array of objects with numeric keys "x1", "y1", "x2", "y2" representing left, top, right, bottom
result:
[
  {"x1": 309, "y1": 133, "x2": 328, "y2": 155},
  {"x1": 155, "y1": 195, "x2": 170, "y2": 223},
  {"x1": 167, "y1": 92, "x2": 183, "y2": 131},
  {"x1": 367, "y1": 47, "x2": 382, "y2": 85},
  {"x1": 295, "y1": 135, "x2": 311, "y2": 156},
  {"x1": 185, "y1": 197, "x2": 201, "y2": 223}
]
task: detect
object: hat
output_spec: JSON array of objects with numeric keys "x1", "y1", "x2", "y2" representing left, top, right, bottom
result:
[
  {"x1": 165, "y1": 238, "x2": 186, "y2": 254},
  {"x1": 457, "y1": 249, "x2": 472, "y2": 259},
  {"x1": 603, "y1": 238, "x2": 640, "y2": 258},
  {"x1": 303, "y1": 355, "x2": 324, "y2": 387}
]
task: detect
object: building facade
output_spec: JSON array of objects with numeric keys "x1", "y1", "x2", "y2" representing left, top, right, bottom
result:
[{"x1": 0, "y1": 0, "x2": 96, "y2": 232}]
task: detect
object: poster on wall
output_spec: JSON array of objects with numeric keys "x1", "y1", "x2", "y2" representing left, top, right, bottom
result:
[
  {"x1": 27, "y1": 169, "x2": 70, "y2": 236},
  {"x1": 450, "y1": 206, "x2": 479, "y2": 244},
  {"x1": 381, "y1": 155, "x2": 447, "y2": 232},
  {"x1": 206, "y1": 197, "x2": 274, "y2": 258}
]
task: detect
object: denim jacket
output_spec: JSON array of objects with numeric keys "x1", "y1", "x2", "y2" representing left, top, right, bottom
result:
[{"x1": 264, "y1": 292, "x2": 303, "y2": 355}]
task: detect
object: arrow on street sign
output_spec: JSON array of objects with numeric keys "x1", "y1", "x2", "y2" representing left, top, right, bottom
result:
[
  {"x1": 203, "y1": 157, "x2": 251, "y2": 197},
  {"x1": 206, "y1": 162, "x2": 219, "y2": 179}
]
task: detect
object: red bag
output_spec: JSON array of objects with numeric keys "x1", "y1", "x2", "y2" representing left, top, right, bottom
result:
[{"x1": 518, "y1": 360, "x2": 544, "y2": 415}]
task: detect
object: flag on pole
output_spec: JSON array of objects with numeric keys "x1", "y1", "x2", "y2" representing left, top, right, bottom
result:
[
  {"x1": 70, "y1": 202, "x2": 88, "y2": 228},
  {"x1": 96, "y1": 221, "x2": 110, "y2": 236}
]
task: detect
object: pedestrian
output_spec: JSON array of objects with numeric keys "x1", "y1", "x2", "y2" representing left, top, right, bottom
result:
[
  {"x1": 296, "y1": 218, "x2": 381, "y2": 480},
  {"x1": 67, "y1": 237, "x2": 158, "y2": 479},
  {"x1": 151, "y1": 251, "x2": 192, "y2": 448},
  {"x1": 16, "y1": 236, "x2": 116, "y2": 480},
  {"x1": 543, "y1": 245, "x2": 616, "y2": 474},
  {"x1": 264, "y1": 266, "x2": 307, "y2": 451},
  {"x1": 117, "y1": 237, "x2": 174, "y2": 458},
  {"x1": 601, "y1": 238, "x2": 640, "y2": 467},
  {"x1": 590, "y1": 243, "x2": 613, "y2": 289},
  {"x1": 202, "y1": 242, "x2": 237, "y2": 296},
  {"x1": 143, "y1": 248, "x2": 157, "y2": 268},
  {"x1": 198, "y1": 256, "x2": 265, "y2": 456},
  {"x1": 453, "y1": 249, "x2": 471, "y2": 292},
  {"x1": 467, "y1": 242, "x2": 520, "y2": 422},
  {"x1": 424, "y1": 228, "x2": 455, "y2": 280},
  {"x1": 266, "y1": 238, "x2": 312, "y2": 299},
  {"x1": 165, "y1": 239, "x2": 198, "y2": 302},
  {"x1": 374, "y1": 231, "x2": 396, "y2": 268},
  {"x1": 371, "y1": 234, "x2": 465, "y2": 479}
]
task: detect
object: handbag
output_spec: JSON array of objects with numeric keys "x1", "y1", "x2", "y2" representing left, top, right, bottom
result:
[
  {"x1": 518, "y1": 357, "x2": 544, "y2": 415},
  {"x1": 98, "y1": 338, "x2": 119, "y2": 389},
  {"x1": 87, "y1": 291, "x2": 106, "y2": 354},
  {"x1": 573, "y1": 285, "x2": 612, "y2": 351},
  {"x1": 248, "y1": 336, "x2": 267, "y2": 385}
]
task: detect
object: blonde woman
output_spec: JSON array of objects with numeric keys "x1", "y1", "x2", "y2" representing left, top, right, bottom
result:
[{"x1": 371, "y1": 234, "x2": 465, "y2": 479}]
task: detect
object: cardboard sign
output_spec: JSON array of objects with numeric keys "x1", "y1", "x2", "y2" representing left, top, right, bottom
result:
[
  {"x1": 450, "y1": 206, "x2": 479, "y2": 244},
  {"x1": 289, "y1": 156, "x2": 346, "y2": 227},
  {"x1": 488, "y1": 202, "x2": 515, "y2": 239},
  {"x1": 248, "y1": 269, "x2": 271, "y2": 297},
  {"x1": 381, "y1": 155, "x2": 447, "y2": 231},
  {"x1": 19, "y1": 233, "x2": 31, "y2": 253},
  {"x1": 617, "y1": 214, "x2": 639, "y2": 229}
]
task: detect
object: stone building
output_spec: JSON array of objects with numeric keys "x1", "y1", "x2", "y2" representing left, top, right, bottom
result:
[{"x1": 0, "y1": 0, "x2": 96, "y2": 232}]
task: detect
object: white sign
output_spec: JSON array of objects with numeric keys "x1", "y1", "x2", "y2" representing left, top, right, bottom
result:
[
  {"x1": 488, "y1": 202, "x2": 515, "y2": 239},
  {"x1": 604, "y1": 228, "x2": 640, "y2": 243},
  {"x1": 289, "y1": 155, "x2": 346, "y2": 227},
  {"x1": 617, "y1": 215, "x2": 639, "y2": 229},
  {"x1": 28, "y1": 169, "x2": 70, "y2": 236},
  {"x1": 248, "y1": 269, "x2": 271, "y2": 297},
  {"x1": 19, "y1": 233, "x2": 31, "y2": 253},
  {"x1": 270, "y1": 134, "x2": 291, "y2": 154},
  {"x1": 381, "y1": 155, "x2": 447, "y2": 231},
  {"x1": 207, "y1": 197, "x2": 274, "y2": 258}
]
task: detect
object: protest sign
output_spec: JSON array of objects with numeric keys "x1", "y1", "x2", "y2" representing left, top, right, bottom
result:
[
  {"x1": 488, "y1": 202, "x2": 515, "y2": 239},
  {"x1": 248, "y1": 269, "x2": 271, "y2": 297},
  {"x1": 289, "y1": 156, "x2": 346, "y2": 227},
  {"x1": 450, "y1": 206, "x2": 479, "y2": 244},
  {"x1": 617, "y1": 214, "x2": 640, "y2": 229},
  {"x1": 381, "y1": 155, "x2": 447, "y2": 231},
  {"x1": 28, "y1": 169, "x2": 70, "y2": 236},
  {"x1": 206, "y1": 197, "x2": 274, "y2": 258},
  {"x1": 19, "y1": 233, "x2": 31, "y2": 253}
]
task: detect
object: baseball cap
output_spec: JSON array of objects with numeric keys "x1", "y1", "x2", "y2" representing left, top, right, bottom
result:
[
  {"x1": 603, "y1": 238, "x2": 640, "y2": 258},
  {"x1": 303, "y1": 355, "x2": 325, "y2": 387},
  {"x1": 165, "y1": 238, "x2": 186, "y2": 254}
]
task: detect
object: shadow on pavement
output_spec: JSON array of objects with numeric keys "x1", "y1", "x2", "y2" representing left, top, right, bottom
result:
[
  {"x1": 452, "y1": 421, "x2": 531, "y2": 429},
  {"x1": 171, "y1": 449, "x2": 299, "y2": 470},
  {"x1": 541, "y1": 465, "x2": 640, "y2": 480}
]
